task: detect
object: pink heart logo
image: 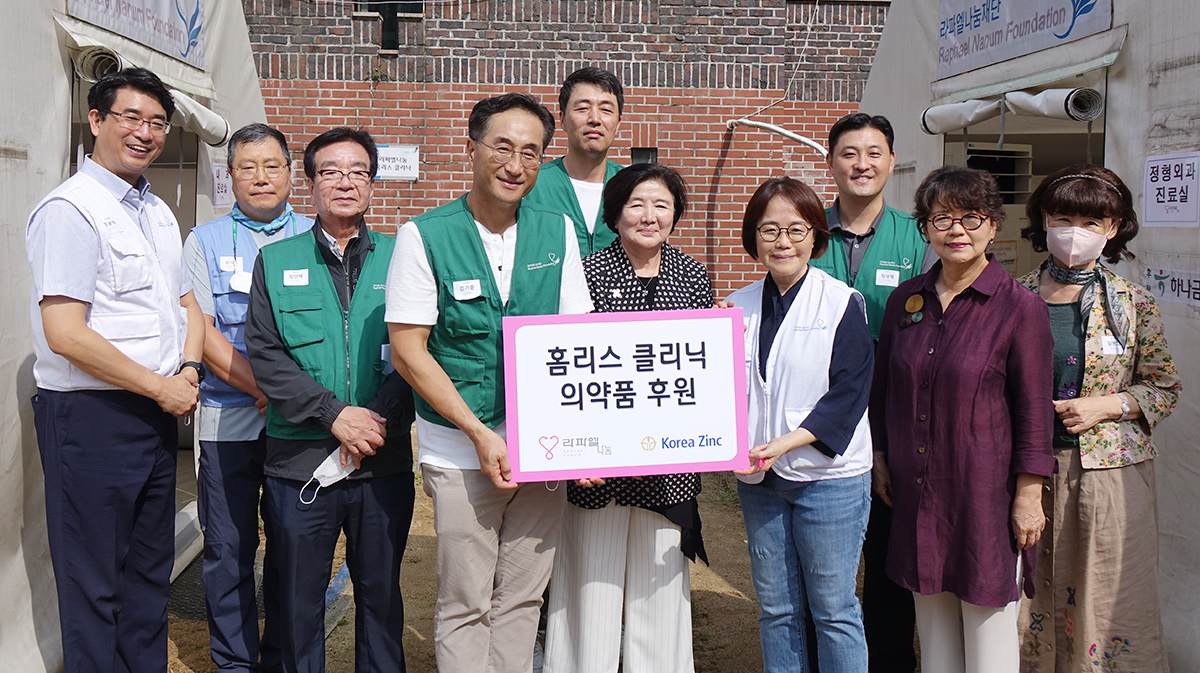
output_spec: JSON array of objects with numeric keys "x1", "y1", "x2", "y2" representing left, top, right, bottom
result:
[{"x1": 539, "y1": 435, "x2": 559, "y2": 460}]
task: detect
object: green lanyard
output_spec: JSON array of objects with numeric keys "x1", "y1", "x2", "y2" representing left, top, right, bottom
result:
[{"x1": 233, "y1": 212, "x2": 294, "y2": 261}]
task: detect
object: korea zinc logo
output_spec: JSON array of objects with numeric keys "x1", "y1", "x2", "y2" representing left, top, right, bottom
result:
[{"x1": 641, "y1": 436, "x2": 656, "y2": 452}]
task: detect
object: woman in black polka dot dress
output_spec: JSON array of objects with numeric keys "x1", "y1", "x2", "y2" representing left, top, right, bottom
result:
[{"x1": 543, "y1": 163, "x2": 713, "y2": 673}]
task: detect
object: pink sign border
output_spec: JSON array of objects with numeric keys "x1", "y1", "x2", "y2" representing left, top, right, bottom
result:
[{"x1": 502, "y1": 308, "x2": 749, "y2": 483}]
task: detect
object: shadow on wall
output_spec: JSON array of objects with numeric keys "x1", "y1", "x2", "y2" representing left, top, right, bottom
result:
[{"x1": 18, "y1": 353, "x2": 63, "y2": 673}]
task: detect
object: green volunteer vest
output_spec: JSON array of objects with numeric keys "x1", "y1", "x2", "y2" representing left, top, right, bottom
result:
[
  {"x1": 524, "y1": 157, "x2": 623, "y2": 256},
  {"x1": 412, "y1": 195, "x2": 565, "y2": 428},
  {"x1": 260, "y1": 226, "x2": 398, "y2": 440},
  {"x1": 811, "y1": 205, "x2": 926, "y2": 340}
]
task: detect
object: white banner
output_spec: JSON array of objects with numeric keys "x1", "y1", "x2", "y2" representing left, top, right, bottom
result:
[
  {"x1": 937, "y1": 0, "x2": 1111, "y2": 79},
  {"x1": 68, "y1": 0, "x2": 206, "y2": 69},
  {"x1": 1144, "y1": 266, "x2": 1200, "y2": 308},
  {"x1": 1143, "y1": 151, "x2": 1199, "y2": 228},
  {"x1": 502, "y1": 309, "x2": 749, "y2": 483}
]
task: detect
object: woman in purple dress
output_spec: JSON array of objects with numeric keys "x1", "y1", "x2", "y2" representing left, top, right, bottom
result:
[{"x1": 870, "y1": 166, "x2": 1056, "y2": 673}]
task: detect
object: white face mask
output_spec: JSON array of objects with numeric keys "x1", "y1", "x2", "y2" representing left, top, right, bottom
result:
[
  {"x1": 1046, "y1": 222, "x2": 1108, "y2": 268},
  {"x1": 299, "y1": 449, "x2": 356, "y2": 505}
]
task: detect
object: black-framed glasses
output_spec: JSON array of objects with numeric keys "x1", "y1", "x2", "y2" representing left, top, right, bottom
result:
[
  {"x1": 315, "y1": 168, "x2": 373, "y2": 185},
  {"x1": 476, "y1": 140, "x2": 542, "y2": 169},
  {"x1": 757, "y1": 223, "x2": 812, "y2": 243},
  {"x1": 102, "y1": 110, "x2": 171, "y2": 135},
  {"x1": 927, "y1": 213, "x2": 987, "y2": 231},
  {"x1": 233, "y1": 164, "x2": 289, "y2": 180}
]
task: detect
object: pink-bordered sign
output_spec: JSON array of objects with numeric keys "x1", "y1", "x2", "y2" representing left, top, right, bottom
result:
[{"x1": 503, "y1": 308, "x2": 748, "y2": 483}]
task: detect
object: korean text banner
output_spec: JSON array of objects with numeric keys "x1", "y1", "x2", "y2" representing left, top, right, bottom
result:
[
  {"x1": 69, "y1": 0, "x2": 206, "y2": 69},
  {"x1": 937, "y1": 0, "x2": 1111, "y2": 79},
  {"x1": 503, "y1": 309, "x2": 749, "y2": 483}
]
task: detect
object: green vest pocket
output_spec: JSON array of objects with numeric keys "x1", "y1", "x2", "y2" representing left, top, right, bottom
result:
[
  {"x1": 276, "y1": 291, "x2": 326, "y2": 349},
  {"x1": 430, "y1": 346, "x2": 486, "y2": 412}
]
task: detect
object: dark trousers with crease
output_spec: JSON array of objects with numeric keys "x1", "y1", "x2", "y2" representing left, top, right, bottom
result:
[
  {"x1": 263, "y1": 473, "x2": 414, "y2": 673},
  {"x1": 862, "y1": 493, "x2": 917, "y2": 673},
  {"x1": 198, "y1": 435, "x2": 281, "y2": 671},
  {"x1": 34, "y1": 388, "x2": 177, "y2": 673}
]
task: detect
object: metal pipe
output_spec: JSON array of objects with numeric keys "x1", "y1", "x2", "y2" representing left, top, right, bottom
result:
[{"x1": 726, "y1": 118, "x2": 827, "y2": 158}]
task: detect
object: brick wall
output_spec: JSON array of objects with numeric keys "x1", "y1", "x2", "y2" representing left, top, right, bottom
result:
[{"x1": 247, "y1": 0, "x2": 888, "y2": 294}]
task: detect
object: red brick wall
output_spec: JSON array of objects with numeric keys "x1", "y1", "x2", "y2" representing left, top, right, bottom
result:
[
  {"x1": 263, "y1": 80, "x2": 857, "y2": 295},
  {"x1": 247, "y1": 0, "x2": 888, "y2": 294}
]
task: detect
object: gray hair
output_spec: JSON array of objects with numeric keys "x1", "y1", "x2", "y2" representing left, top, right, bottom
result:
[{"x1": 226, "y1": 123, "x2": 291, "y2": 169}]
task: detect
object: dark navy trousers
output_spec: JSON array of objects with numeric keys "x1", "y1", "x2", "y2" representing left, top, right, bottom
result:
[
  {"x1": 33, "y1": 388, "x2": 177, "y2": 673},
  {"x1": 862, "y1": 492, "x2": 917, "y2": 673},
  {"x1": 263, "y1": 473, "x2": 414, "y2": 673},
  {"x1": 198, "y1": 436, "x2": 281, "y2": 671}
]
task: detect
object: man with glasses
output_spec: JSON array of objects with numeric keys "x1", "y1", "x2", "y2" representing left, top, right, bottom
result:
[
  {"x1": 183, "y1": 123, "x2": 314, "y2": 672},
  {"x1": 26, "y1": 67, "x2": 204, "y2": 671},
  {"x1": 244, "y1": 127, "x2": 415, "y2": 671},
  {"x1": 810, "y1": 113, "x2": 930, "y2": 673},
  {"x1": 525, "y1": 67, "x2": 625, "y2": 256},
  {"x1": 386, "y1": 94, "x2": 593, "y2": 673}
]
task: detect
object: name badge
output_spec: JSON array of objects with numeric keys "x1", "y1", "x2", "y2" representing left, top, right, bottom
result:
[
  {"x1": 283, "y1": 269, "x2": 309, "y2": 286},
  {"x1": 219, "y1": 256, "x2": 243, "y2": 272},
  {"x1": 876, "y1": 269, "x2": 900, "y2": 287},
  {"x1": 453, "y1": 279, "x2": 482, "y2": 301},
  {"x1": 230, "y1": 270, "x2": 253, "y2": 293},
  {"x1": 1102, "y1": 335, "x2": 1126, "y2": 355}
]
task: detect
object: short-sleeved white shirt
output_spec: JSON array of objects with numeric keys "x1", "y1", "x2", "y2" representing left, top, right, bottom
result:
[{"x1": 385, "y1": 212, "x2": 593, "y2": 469}]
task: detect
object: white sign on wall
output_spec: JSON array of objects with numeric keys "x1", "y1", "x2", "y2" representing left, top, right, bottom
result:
[
  {"x1": 376, "y1": 145, "x2": 420, "y2": 181},
  {"x1": 1144, "y1": 266, "x2": 1200, "y2": 308},
  {"x1": 68, "y1": 0, "x2": 206, "y2": 69},
  {"x1": 1143, "y1": 151, "x2": 1199, "y2": 227},
  {"x1": 937, "y1": 0, "x2": 1111, "y2": 79},
  {"x1": 211, "y1": 163, "x2": 231, "y2": 209}
]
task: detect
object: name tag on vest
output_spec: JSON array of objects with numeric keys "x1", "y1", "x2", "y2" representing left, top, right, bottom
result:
[
  {"x1": 876, "y1": 269, "x2": 900, "y2": 287},
  {"x1": 284, "y1": 269, "x2": 309, "y2": 286},
  {"x1": 453, "y1": 279, "x2": 482, "y2": 300},
  {"x1": 219, "y1": 256, "x2": 244, "y2": 272}
]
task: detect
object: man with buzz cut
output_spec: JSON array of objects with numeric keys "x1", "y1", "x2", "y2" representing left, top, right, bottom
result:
[
  {"x1": 184, "y1": 122, "x2": 314, "y2": 672},
  {"x1": 810, "y1": 112, "x2": 929, "y2": 673},
  {"x1": 26, "y1": 66, "x2": 204, "y2": 672},
  {"x1": 525, "y1": 66, "x2": 625, "y2": 257},
  {"x1": 386, "y1": 93, "x2": 593, "y2": 673}
]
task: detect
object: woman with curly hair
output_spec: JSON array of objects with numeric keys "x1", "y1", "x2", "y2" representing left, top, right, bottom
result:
[{"x1": 1016, "y1": 164, "x2": 1180, "y2": 673}]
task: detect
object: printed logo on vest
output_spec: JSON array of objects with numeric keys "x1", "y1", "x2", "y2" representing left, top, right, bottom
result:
[
  {"x1": 795, "y1": 318, "x2": 829, "y2": 332},
  {"x1": 526, "y1": 252, "x2": 562, "y2": 271},
  {"x1": 878, "y1": 257, "x2": 915, "y2": 271}
]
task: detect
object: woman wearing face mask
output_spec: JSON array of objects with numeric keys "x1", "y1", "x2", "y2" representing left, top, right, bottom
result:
[{"x1": 1015, "y1": 165, "x2": 1180, "y2": 673}]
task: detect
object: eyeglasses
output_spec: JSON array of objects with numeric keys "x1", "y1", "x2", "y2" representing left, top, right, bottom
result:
[
  {"x1": 757, "y1": 223, "x2": 812, "y2": 243},
  {"x1": 102, "y1": 110, "x2": 171, "y2": 135},
  {"x1": 232, "y1": 164, "x2": 289, "y2": 180},
  {"x1": 315, "y1": 168, "x2": 373, "y2": 185},
  {"x1": 927, "y1": 213, "x2": 987, "y2": 231},
  {"x1": 476, "y1": 140, "x2": 542, "y2": 169}
]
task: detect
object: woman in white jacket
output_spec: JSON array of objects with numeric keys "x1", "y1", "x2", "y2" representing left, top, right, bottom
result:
[{"x1": 727, "y1": 177, "x2": 874, "y2": 673}]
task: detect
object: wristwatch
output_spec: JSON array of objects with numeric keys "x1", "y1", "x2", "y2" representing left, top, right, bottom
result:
[
  {"x1": 1116, "y1": 392, "x2": 1130, "y2": 422},
  {"x1": 180, "y1": 361, "x2": 205, "y2": 383}
]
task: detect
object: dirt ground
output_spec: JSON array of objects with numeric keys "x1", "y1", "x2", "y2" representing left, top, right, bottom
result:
[{"x1": 167, "y1": 471, "x2": 766, "y2": 672}]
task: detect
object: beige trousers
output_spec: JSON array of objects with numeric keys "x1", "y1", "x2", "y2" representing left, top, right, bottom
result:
[
  {"x1": 1018, "y1": 449, "x2": 1168, "y2": 673},
  {"x1": 423, "y1": 465, "x2": 565, "y2": 673}
]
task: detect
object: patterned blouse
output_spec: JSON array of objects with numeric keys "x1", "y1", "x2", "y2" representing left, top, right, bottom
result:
[
  {"x1": 1019, "y1": 266, "x2": 1181, "y2": 468},
  {"x1": 569, "y1": 239, "x2": 715, "y2": 510}
]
